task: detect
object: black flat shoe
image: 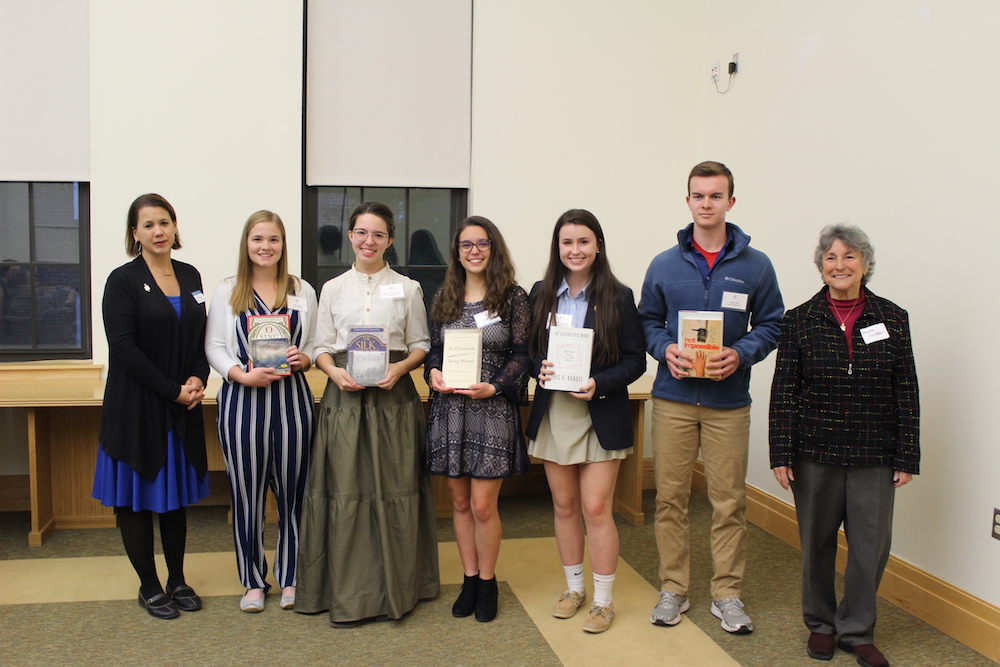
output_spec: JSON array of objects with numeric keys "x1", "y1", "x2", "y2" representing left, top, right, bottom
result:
[
  {"x1": 166, "y1": 584, "x2": 202, "y2": 612},
  {"x1": 138, "y1": 591, "x2": 179, "y2": 619}
]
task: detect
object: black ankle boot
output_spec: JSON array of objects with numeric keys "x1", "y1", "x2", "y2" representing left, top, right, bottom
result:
[
  {"x1": 475, "y1": 576, "x2": 498, "y2": 622},
  {"x1": 452, "y1": 574, "x2": 479, "y2": 617}
]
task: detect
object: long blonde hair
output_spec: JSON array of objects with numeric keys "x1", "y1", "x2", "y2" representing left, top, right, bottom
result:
[{"x1": 229, "y1": 210, "x2": 297, "y2": 313}]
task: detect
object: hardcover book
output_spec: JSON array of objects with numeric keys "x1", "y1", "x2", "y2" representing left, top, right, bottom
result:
[
  {"x1": 442, "y1": 328, "x2": 483, "y2": 389},
  {"x1": 545, "y1": 326, "x2": 594, "y2": 392},
  {"x1": 248, "y1": 314, "x2": 291, "y2": 376},
  {"x1": 677, "y1": 310, "x2": 723, "y2": 378},
  {"x1": 347, "y1": 325, "x2": 388, "y2": 386}
]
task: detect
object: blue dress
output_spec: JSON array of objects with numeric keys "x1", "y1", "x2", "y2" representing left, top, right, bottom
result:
[{"x1": 93, "y1": 295, "x2": 209, "y2": 513}]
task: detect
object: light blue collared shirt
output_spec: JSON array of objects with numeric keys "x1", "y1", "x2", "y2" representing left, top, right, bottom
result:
[{"x1": 555, "y1": 278, "x2": 590, "y2": 329}]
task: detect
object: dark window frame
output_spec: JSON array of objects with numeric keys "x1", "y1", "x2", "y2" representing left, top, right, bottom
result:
[
  {"x1": 301, "y1": 186, "x2": 467, "y2": 302},
  {"x1": 0, "y1": 181, "x2": 92, "y2": 361}
]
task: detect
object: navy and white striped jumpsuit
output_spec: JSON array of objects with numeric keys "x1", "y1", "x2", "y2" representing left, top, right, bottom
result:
[{"x1": 215, "y1": 292, "x2": 314, "y2": 591}]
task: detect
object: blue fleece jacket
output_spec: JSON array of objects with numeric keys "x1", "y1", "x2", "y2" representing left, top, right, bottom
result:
[{"x1": 638, "y1": 222, "x2": 784, "y2": 409}]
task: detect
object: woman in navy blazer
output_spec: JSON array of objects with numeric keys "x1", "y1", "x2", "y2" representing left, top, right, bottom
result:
[{"x1": 525, "y1": 209, "x2": 646, "y2": 634}]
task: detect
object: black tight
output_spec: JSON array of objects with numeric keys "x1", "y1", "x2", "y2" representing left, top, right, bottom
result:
[{"x1": 117, "y1": 507, "x2": 188, "y2": 598}]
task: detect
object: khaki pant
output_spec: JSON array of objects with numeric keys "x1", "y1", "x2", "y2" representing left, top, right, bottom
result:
[{"x1": 652, "y1": 397, "x2": 750, "y2": 600}]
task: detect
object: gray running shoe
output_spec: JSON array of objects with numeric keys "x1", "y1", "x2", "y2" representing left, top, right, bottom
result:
[
  {"x1": 711, "y1": 597, "x2": 754, "y2": 634},
  {"x1": 650, "y1": 590, "x2": 690, "y2": 626}
]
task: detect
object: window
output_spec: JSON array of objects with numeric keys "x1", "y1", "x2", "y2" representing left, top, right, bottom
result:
[
  {"x1": 303, "y1": 186, "x2": 467, "y2": 312},
  {"x1": 0, "y1": 182, "x2": 91, "y2": 360}
]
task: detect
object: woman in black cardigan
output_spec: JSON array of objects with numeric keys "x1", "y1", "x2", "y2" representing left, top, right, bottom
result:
[
  {"x1": 769, "y1": 224, "x2": 919, "y2": 667},
  {"x1": 92, "y1": 194, "x2": 210, "y2": 620},
  {"x1": 525, "y1": 209, "x2": 646, "y2": 634}
]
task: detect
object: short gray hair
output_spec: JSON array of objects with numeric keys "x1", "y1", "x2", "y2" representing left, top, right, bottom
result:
[{"x1": 813, "y1": 224, "x2": 875, "y2": 285}]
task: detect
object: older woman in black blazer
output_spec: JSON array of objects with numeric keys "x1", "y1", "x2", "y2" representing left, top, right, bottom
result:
[
  {"x1": 525, "y1": 209, "x2": 646, "y2": 634},
  {"x1": 769, "y1": 225, "x2": 919, "y2": 667}
]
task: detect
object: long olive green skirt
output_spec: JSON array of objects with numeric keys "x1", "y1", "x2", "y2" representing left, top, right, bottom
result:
[{"x1": 296, "y1": 371, "x2": 440, "y2": 622}]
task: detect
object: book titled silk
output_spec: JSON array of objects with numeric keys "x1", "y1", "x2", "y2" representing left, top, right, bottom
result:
[
  {"x1": 248, "y1": 314, "x2": 291, "y2": 376},
  {"x1": 347, "y1": 325, "x2": 388, "y2": 386},
  {"x1": 545, "y1": 326, "x2": 593, "y2": 392},
  {"x1": 677, "y1": 310, "x2": 723, "y2": 379},
  {"x1": 442, "y1": 328, "x2": 483, "y2": 389}
]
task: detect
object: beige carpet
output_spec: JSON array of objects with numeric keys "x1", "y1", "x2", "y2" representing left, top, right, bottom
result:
[{"x1": 2, "y1": 537, "x2": 737, "y2": 667}]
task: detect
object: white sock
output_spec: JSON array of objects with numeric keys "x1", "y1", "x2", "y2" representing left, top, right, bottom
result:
[
  {"x1": 592, "y1": 572, "x2": 615, "y2": 607},
  {"x1": 563, "y1": 563, "x2": 585, "y2": 594}
]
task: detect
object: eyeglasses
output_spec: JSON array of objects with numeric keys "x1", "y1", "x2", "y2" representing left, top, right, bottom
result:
[
  {"x1": 458, "y1": 239, "x2": 492, "y2": 252},
  {"x1": 351, "y1": 229, "x2": 390, "y2": 243}
]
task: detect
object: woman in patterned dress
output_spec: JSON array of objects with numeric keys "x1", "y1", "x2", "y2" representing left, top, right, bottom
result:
[{"x1": 425, "y1": 216, "x2": 531, "y2": 623}]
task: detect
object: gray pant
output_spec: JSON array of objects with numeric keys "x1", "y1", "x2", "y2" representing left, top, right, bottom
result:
[{"x1": 791, "y1": 460, "x2": 895, "y2": 645}]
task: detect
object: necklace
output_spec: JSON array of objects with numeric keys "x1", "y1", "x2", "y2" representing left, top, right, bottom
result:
[
  {"x1": 832, "y1": 297, "x2": 861, "y2": 331},
  {"x1": 151, "y1": 267, "x2": 174, "y2": 277}
]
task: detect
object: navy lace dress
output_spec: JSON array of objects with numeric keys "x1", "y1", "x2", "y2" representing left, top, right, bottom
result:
[{"x1": 424, "y1": 287, "x2": 531, "y2": 479}]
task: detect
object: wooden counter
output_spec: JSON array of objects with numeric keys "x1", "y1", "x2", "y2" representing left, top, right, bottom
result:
[{"x1": 0, "y1": 365, "x2": 652, "y2": 546}]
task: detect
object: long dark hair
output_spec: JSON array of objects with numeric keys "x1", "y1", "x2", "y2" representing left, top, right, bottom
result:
[
  {"x1": 528, "y1": 209, "x2": 623, "y2": 367},
  {"x1": 431, "y1": 216, "x2": 518, "y2": 323}
]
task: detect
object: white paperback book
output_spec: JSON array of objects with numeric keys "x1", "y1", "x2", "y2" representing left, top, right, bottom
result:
[
  {"x1": 442, "y1": 328, "x2": 483, "y2": 389},
  {"x1": 544, "y1": 325, "x2": 594, "y2": 392}
]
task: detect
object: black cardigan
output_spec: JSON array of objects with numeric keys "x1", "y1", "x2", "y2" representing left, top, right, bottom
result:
[
  {"x1": 525, "y1": 283, "x2": 647, "y2": 450},
  {"x1": 98, "y1": 257, "x2": 209, "y2": 481}
]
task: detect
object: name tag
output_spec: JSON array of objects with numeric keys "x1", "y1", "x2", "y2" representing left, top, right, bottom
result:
[
  {"x1": 860, "y1": 322, "x2": 889, "y2": 344},
  {"x1": 192, "y1": 290, "x2": 206, "y2": 304},
  {"x1": 554, "y1": 313, "x2": 574, "y2": 328},
  {"x1": 380, "y1": 284, "x2": 405, "y2": 299},
  {"x1": 474, "y1": 310, "x2": 501, "y2": 328},
  {"x1": 721, "y1": 291, "x2": 748, "y2": 311},
  {"x1": 287, "y1": 295, "x2": 307, "y2": 311}
]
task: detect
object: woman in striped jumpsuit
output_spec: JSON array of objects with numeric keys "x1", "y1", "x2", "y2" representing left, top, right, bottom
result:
[{"x1": 206, "y1": 210, "x2": 317, "y2": 612}]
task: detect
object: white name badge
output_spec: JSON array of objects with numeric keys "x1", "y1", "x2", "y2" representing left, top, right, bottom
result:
[
  {"x1": 287, "y1": 295, "x2": 307, "y2": 311},
  {"x1": 380, "y1": 284, "x2": 405, "y2": 299},
  {"x1": 474, "y1": 310, "x2": 501, "y2": 328},
  {"x1": 721, "y1": 291, "x2": 748, "y2": 311},
  {"x1": 554, "y1": 313, "x2": 574, "y2": 328},
  {"x1": 192, "y1": 290, "x2": 206, "y2": 304},
  {"x1": 860, "y1": 322, "x2": 890, "y2": 344}
]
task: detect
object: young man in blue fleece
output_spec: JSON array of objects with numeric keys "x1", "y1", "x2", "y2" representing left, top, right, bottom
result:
[{"x1": 638, "y1": 161, "x2": 783, "y2": 635}]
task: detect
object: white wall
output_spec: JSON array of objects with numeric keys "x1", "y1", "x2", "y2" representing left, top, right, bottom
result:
[
  {"x1": 471, "y1": 1, "x2": 700, "y2": 296},
  {"x1": 89, "y1": 0, "x2": 303, "y2": 367}
]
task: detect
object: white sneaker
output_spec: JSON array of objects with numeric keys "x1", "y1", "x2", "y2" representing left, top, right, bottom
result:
[
  {"x1": 650, "y1": 590, "x2": 690, "y2": 626},
  {"x1": 711, "y1": 597, "x2": 753, "y2": 634}
]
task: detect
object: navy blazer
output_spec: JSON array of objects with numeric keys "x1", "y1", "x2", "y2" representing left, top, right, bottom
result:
[{"x1": 525, "y1": 282, "x2": 647, "y2": 450}]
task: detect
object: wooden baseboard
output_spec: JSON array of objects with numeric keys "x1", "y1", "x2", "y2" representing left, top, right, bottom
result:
[{"x1": 641, "y1": 457, "x2": 1000, "y2": 663}]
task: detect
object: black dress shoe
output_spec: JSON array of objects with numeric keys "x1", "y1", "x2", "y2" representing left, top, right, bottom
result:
[
  {"x1": 166, "y1": 584, "x2": 202, "y2": 612},
  {"x1": 138, "y1": 591, "x2": 180, "y2": 619}
]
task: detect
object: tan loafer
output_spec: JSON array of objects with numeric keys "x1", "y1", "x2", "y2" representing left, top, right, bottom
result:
[
  {"x1": 552, "y1": 590, "x2": 586, "y2": 619},
  {"x1": 582, "y1": 603, "x2": 615, "y2": 634}
]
